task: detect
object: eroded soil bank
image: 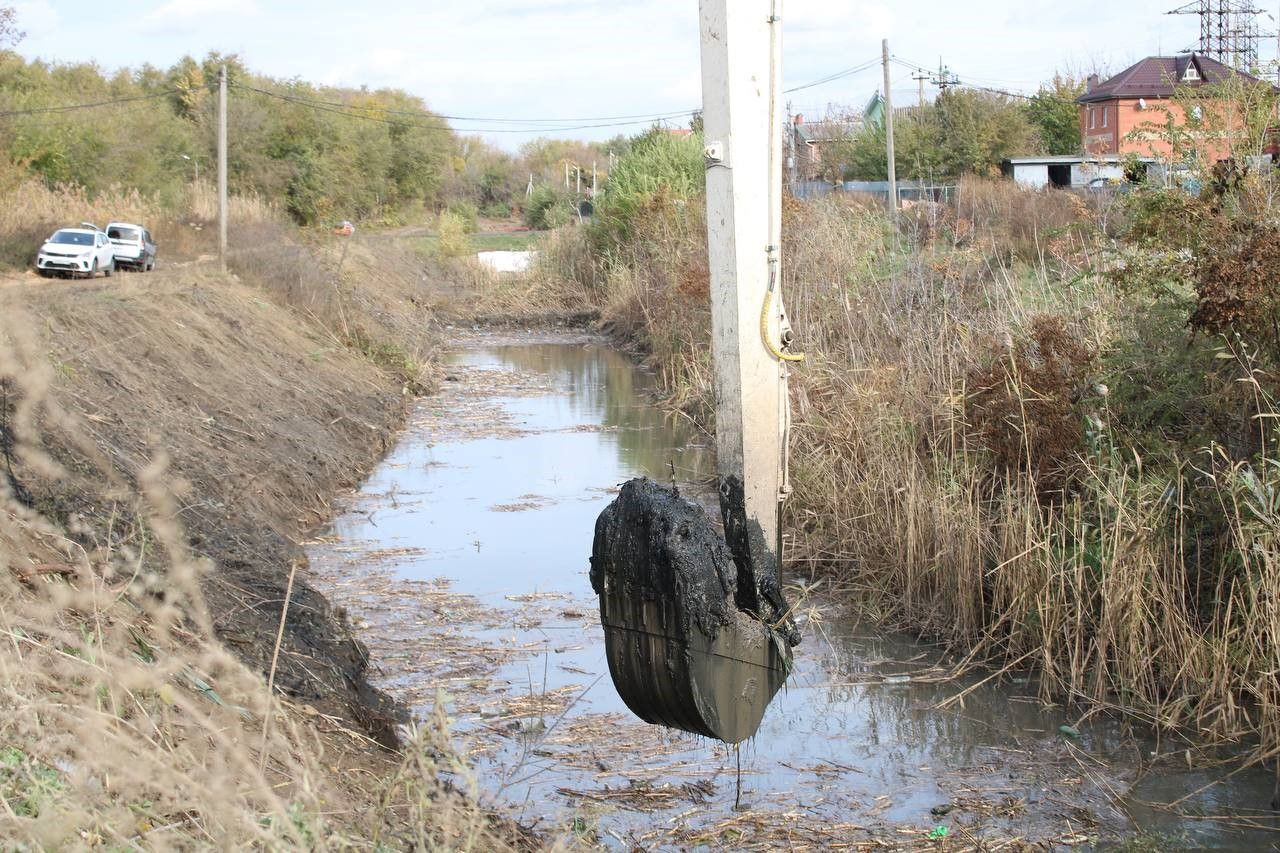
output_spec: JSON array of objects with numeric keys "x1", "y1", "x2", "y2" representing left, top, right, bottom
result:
[
  {"x1": 305, "y1": 331, "x2": 1280, "y2": 851},
  {"x1": 0, "y1": 261, "x2": 430, "y2": 742}
]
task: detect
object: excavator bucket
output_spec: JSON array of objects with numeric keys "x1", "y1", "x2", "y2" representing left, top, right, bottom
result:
[
  {"x1": 589, "y1": 1, "x2": 804, "y2": 744},
  {"x1": 590, "y1": 479, "x2": 797, "y2": 743}
]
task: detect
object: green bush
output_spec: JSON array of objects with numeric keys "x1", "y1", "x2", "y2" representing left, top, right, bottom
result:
[
  {"x1": 592, "y1": 129, "x2": 704, "y2": 248},
  {"x1": 0, "y1": 52, "x2": 473, "y2": 227},
  {"x1": 435, "y1": 211, "x2": 469, "y2": 257},
  {"x1": 445, "y1": 199, "x2": 479, "y2": 233},
  {"x1": 523, "y1": 186, "x2": 576, "y2": 230},
  {"x1": 480, "y1": 201, "x2": 513, "y2": 219}
]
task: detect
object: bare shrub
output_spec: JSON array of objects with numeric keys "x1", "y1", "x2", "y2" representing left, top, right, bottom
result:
[
  {"x1": 1192, "y1": 219, "x2": 1280, "y2": 362},
  {"x1": 966, "y1": 314, "x2": 1097, "y2": 498},
  {"x1": 951, "y1": 176, "x2": 1092, "y2": 262}
]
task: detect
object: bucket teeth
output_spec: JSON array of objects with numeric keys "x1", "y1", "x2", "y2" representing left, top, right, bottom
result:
[{"x1": 591, "y1": 478, "x2": 795, "y2": 743}]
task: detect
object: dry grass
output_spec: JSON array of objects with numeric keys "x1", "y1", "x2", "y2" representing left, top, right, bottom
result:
[
  {"x1": 186, "y1": 179, "x2": 277, "y2": 226},
  {"x1": 0, "y1": 200, "x2": 536, "y2": 846},
  {"x1": 424, "y1": 234, "x2": 597, "y2": 326},
  {"x1": 539, "y1": 177, "x2": 1280, "y2": 756},
  {"x1": 0, "y1": 179, "x2": 280, "y2": 271},
  {"x1": 0, "y1": 326, "x2": 519, "y2": 850}
]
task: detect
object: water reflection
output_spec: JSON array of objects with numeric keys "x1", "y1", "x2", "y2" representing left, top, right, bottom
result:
[
  {"x1": 485, "y1": 343, "x2": 714, "y2": 482},
  {"x1": 316, "y1": 340, "x2": 1280, "y2": 850}
]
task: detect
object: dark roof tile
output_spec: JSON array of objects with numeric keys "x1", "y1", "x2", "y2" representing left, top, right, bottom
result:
[{"x1": 1077, "y1": 54, "x2": 1268, "y2": 103}]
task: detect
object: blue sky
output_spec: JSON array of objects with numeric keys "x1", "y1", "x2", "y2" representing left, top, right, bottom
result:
[{"x1": 9, "y1": 0, "x2": 1268, "y2": 149}]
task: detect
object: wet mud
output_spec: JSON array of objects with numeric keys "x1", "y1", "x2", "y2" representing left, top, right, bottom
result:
[
  {"x1": 591, "y1": 478, "x2": 792, "y2": 742},
  {"x1": 306, "y1": 333, "x2": 1280, "y2": 851}
]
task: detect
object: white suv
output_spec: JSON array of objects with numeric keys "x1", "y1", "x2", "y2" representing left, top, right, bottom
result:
[
  {"x1": 106, "y1": 222, "x2": 157, "y2": 272},
  {"x1": 36, "y1": 224, "x2": 116, "y2": 278}
]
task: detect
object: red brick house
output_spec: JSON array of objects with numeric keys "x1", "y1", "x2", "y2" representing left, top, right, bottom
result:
[{"x1": 1077, "y1": 54, "x2": 1272, "y2": 161}]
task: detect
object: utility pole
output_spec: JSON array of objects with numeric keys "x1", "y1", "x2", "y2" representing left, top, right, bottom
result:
[
  {"x1": 882, "y1": 39, "x2": 897, "y2": 215},
  {"x1": 217, "y1": 64, "x2": 228, "y2": 273},
  {"x1": 934, "y1": 59, "x2": 959, "y2": 91},
  {"x1": 701, "y1": 0, "x2": 788, "y2": 599},
  {"x1": 912, "y1": 71, "x2": 928, "y2": 111},
  {"x1": 694, "y1": 0, "x2": 793, "y2": 741}
]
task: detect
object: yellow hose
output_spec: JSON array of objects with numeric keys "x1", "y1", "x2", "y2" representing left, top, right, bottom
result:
[{"x1": 761, "y1": 287, "x2": 805, "y2": 363}]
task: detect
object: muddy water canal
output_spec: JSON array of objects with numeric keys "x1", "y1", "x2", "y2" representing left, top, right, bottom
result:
[{"x1": 307, "y1": 332, "x2": 1278, "y2": 850}]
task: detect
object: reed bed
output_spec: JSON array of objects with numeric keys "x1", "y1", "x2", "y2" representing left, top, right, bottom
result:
[{"x1": 539, "y1": 177, "x2": 1280, "y2": 755}]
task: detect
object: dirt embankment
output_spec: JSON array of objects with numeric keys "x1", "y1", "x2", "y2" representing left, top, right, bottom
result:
[{"x1": 0, "y1": 247, "x2": 437, "y2": 744}]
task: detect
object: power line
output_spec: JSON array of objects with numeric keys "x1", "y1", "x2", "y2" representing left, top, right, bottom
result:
[
  {"x1": 890, "y1": 57, "x2": 1037, "y2": 99},
  {"x1": 1169, "y1": 0, "x2": 1273, "y2": 69},
  {"x1": 233, "y1": 83, "x2": 693, "y2": 125},
  {"x1": 783, "y1": 58, "x2": 880, "y2": 94},
  {"x1": 0, "y1": 97, "x2": 178, "y2": 128},
  {"x1": 0, "y1": 56, "x2": 881, "y2": 137},
  {"x1": 233, "y1": 83, "x2": 697, "y2": 134},
  {"x1": 0, "y1": 89, "x2": 178, "y2": 118},
  {"x1": 235, "y1": 56, "x2": 882, "y2": 135}
]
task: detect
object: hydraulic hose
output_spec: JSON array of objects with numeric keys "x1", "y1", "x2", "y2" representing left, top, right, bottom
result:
[{"x1": 761, "y1": 277, "x2": 805, "y2": 363}]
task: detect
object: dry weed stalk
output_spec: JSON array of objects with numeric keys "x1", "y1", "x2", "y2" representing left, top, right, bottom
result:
[
  {"x1": 0, "y1": 242, "x2": 516, "y2": 848},
  {"x1": 537, "y1": 178, "x2": 1280, "y2": 756}
]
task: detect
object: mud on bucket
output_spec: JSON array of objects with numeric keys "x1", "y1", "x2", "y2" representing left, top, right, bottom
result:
[{"x1": 590, "y1": 478, "x2": 799, "y2": 744}]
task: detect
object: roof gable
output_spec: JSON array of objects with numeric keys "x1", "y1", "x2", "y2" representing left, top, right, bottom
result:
[{"x1": 1078, "y1": 54, "x2": 1266, "y2": 103}]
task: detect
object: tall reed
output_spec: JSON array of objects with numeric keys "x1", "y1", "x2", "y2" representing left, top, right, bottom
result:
[{"x1": 540, "y1": 179, "x2": 1280, "y2": 752}]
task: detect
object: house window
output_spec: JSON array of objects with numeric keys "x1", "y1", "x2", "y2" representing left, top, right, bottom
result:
[
  {"x1": 1101, "y1": 106, "x2": 1108, "y2": 128},
  {"x1": 1089, "y1": 108, "x2": 1096, "y2": 129},
  {"x1": 1184, "y1": 63, "x2": 1200, "y2": 82}
]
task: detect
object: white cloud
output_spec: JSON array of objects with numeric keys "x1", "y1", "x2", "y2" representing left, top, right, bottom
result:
[
  {"x1": 9, "y1": 0, "x2": 59, "y2": 38},
  {"x1": 142, "y1": 0, "x2": 260, "y2": 35},
  {"x1": 3, "y1": 0, "x2": 1229, "y2": 150}
]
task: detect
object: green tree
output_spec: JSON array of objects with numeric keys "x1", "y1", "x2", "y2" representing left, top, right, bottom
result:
[
  {"x1": 933, "y1": 88, "x2": 1041, "y2": 176},
  {"x1": 0, "y1": 47, "x2": 481, "y2": 225},
  {"x1": 840, "y1": 89, "x2": 1040, "y2": 181},
  {"x1": 1025, "y1": 74, "x2": 1085, "y2": 155}
]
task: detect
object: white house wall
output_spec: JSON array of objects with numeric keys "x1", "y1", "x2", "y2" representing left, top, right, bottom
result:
[{"x1": 1012, "y1": 164, "x2": 1049, "y2": 188}]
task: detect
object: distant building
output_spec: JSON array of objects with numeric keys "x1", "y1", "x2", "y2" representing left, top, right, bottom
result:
[
  {"x1": 1077, "y1": 54, "x2": 1273, "y2": 160},
  {"x1": 790, "y1": 114, "x2": 860, "y2": 181},
  {"x1": 1002, "y1": 155, "x2": 1155, "y2": 189}
]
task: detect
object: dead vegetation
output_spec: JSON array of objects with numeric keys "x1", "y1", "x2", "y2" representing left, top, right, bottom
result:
[
  {"x1": 0, "y1": 178, "x2": 537, "y2": 846},
  {"x1": 536, "y1": 175, "x2": 1280, "y2": 764}
]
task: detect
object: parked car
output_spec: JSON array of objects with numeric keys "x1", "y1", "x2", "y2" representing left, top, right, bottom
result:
[
  {"x1": 35, "y1": 224, "x2": 116, "y2": 278},
  {"x1": 106, "y1": 222, "x2": 156, "y2": 271},
  {"x1": 1084, "y1": 177, "x2": 1132, "y2": 194}
]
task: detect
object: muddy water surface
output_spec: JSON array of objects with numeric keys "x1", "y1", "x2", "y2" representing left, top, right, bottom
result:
[{"x1": 307, "y1": 333, "x2": 1279, "y2": 850}]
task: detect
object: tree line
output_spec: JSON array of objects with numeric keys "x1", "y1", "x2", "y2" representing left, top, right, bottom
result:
[
  {"x1": 836, "y1": 74, "x2": 1085, "y2": 182},
  {"x1": 0, "y1": 30, "x2": 625, "y2": 227}
]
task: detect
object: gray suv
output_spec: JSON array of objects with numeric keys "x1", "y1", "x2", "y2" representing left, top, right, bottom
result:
[{"x1": 106, "y1": 222, "x2": 156, "y2": 271}]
